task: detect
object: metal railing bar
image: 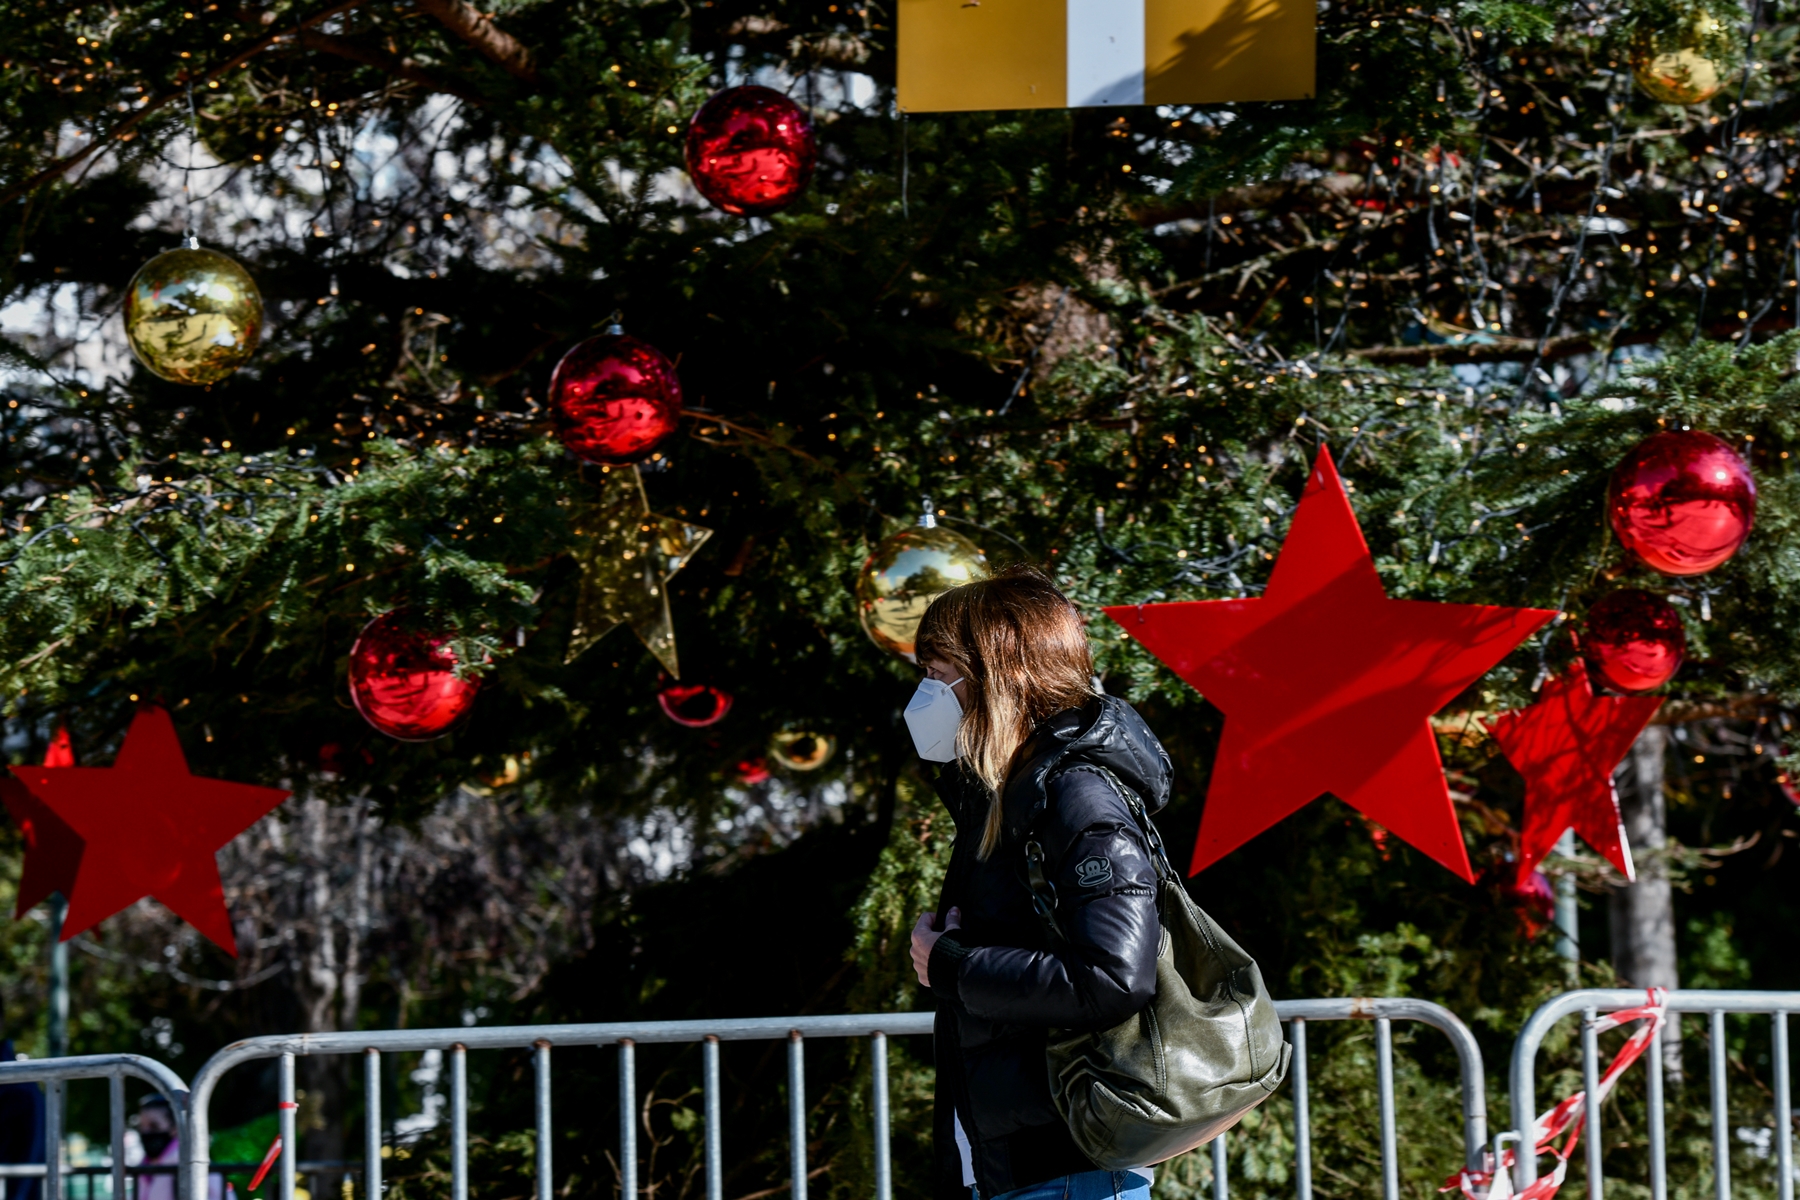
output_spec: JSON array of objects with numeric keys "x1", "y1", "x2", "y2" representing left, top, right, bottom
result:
[
  {"x1": 109, "y1": 1074, "x2": 125, "y2": 1200},
  {"x1": 1289, "y1": 1018, "x2": 1311, "y2": 1200},
  {"x1": 1648, "y1": 1021, "x2": 1667, "y2": 1200},
  {"x1": 787, "y1": 1032, "x2": 806, "y2": 1200},
  {"x1": 870, "y1": 1032, "x2": 891, "y2": 1200},
  {"x1": 702, "y1": 1037, "x2": 722, "y2": 1200},
  {"x1": 45, "y1": 1080, "x2": 60, "y2": 1200},
  {"x1": 533, "y1": 1041, "x2": 551, "y2": 1200},
  {"x1": 0, "y1": 1163, "x2": 375, "y2": 1178},
  {"x1": 1375, "y1": 1018, "x2": 1398, "y2": 1200},
  {"x1": 450, "y1": 1044, "x2": 468, "y2": 1200},
  {"x1": 1210, "y1": 1133, "x2": 1227, "y2": 1200},
  {"x1": 1777, "y1": 1012, "x2": 1793, "y2": 1200},
  {"x1": 1580, "y1": 1008, "x2": 1602, "y2": 1200},
  {"x1": 279, "y1": 1054, "x2": 296, "y2": 1200},
  {"x1": 619, "y1": 1040, "x2": 637, "y2": 1200},
  {"x1": 1710, "y1": 1011, "x2": 1728, "y2": 1200},
  {"x1": 364, "y1": 1050, "x2": 380, "y2": 1200}
]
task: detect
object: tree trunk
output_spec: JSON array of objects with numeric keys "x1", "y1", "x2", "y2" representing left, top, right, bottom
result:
[{"x1": 1609, "y1": 724, "x2": 1684, "y2": 1083}]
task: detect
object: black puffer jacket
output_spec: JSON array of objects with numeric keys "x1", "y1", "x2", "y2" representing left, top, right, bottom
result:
[{"x1": 925, "y1": 695, "x2": 1170, "y2": 1200}]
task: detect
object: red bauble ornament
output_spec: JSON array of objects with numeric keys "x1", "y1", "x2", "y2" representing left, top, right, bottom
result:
[
  {"x1": 1583, "y1": 589, "x2": 1686, "y2": 693},
  {"x1": 685, "y1": 86, "x2": 817, "y2": 216},
  {"x1": 548, "y1": 328, "x2": 683, "y2": 466},
  {"x1": 1608, "y1": 430, "x2": 1755, "y2": 575},
  {"x1": 658, "y1": 683, "x2": 733, "y2": 728},
  {"x1": 349, "y1": 611, "x2": 479, "y2": 741}
]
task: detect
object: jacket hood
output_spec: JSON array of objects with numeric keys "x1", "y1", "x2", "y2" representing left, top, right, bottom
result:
[{"x1": 1005, "y1": 694, "x2": 1172, "y2": 832}]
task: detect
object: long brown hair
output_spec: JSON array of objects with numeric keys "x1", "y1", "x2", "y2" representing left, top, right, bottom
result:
[{"x1": 914, "y1": 565, "x2": 1097, "y2": 858}]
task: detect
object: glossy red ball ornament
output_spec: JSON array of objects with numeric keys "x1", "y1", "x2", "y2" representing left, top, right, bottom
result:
[
  {"x1": 548, "y1": 327, "x2": 683, "y2": 466},
  {"x1": 1582, "y1": 589, "x2": 1687, "y2": 694},
  {"x1": 685, "y1": 85, "x2": 817, "y2": 216},
  {"x1": 1608, "y1": 430, "x2": 1756, "y2": 576},
  {"x1": 348, "y1": 611, "x2": 479, "y2": 741},
  {"x1": 657, "y1": 684, "x2": 733, "y2": 728}
]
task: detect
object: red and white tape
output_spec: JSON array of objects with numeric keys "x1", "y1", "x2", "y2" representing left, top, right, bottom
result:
[
  {"x1": 246, "y1": 1101, "x2": 301, "y2": 1193},
  {"x1": 1442, "y1": 988, "x2": 1667, "y2": 1200}
]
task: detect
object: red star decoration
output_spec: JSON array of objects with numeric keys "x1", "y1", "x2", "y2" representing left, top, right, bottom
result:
[
  {"x1": 1105, "y1": 447, "x2": 1556, "y2": 882},
  {"x1": 0, "y1": 727, "x2": 83, "y2": 918},
  {"x1": 4, "y1": 706, "x2": 289, "y2": 954},
  {"x1": 1485, "y1": 659, "x2": 1661, "y2": 885}
]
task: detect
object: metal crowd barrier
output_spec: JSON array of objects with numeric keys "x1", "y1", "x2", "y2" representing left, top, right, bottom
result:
[
  {"x1": 0, "y1": 1053, "x2": 191, "y2": 1200},
  {"x1": 1510, "y1": 988, "x2": 1800, "y2": 1200},
  {"x1": 184, "y1": 1013, "x2": 937, "y2": 1200},
  {"x1": 176, "y1": 1000, "x2": 1483, "y2": 1200},
  {"x1": 1261, "y1": 998, "x2": 1486, "y2": 1200},
  {"x1": 0, "y1": 1000, "x2": 1488, "y2": 1200}
]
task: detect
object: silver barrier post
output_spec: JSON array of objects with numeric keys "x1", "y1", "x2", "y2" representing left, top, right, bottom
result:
[
  {"x1": 1374, "y1": 1018, "x2": 1399, "y2": 1200},
  {"x1": 45, "y1": 1080, "x2": 61, "y2": 1200},
  {"x1": 278, "y1": 1054, "x2": 296, "y2": 1200},
  {"x1": 618, "y1": 1040, "x2": 636, "y2": 1200},
  {"x1": 363, "y1": 1050, "x2": 381, "y2": 1200},
  {"x1": 450, "y1": 1044, "x2": 468, "y2": 1200},
  {"x1": 1289, "y1": 1019, "x2": 1311, "y2": 1200},
  {"x1": 1580, "y1": 1009, "x2": 1602, "y2": 1200},
  {"x1": 108, "y1": 1075, "x2": 125, "y2": 1200},
  {"x1": 870, "y1": 1033, "x2": 891, "y2": 1200},
  {"x1": 1776, "y1": 1012, "x2": 1793, "y2": 1200},
  {"x1": 533, "y1": 1042, "x2": 551, "y2": 1200},
  {"x1": 702, "y1": 1038, "x2": 722, "y2": 1200},
  {"x1": 1709, "y1": 1011, "x2": 1728, "y2": 1200},
  {"x1": 787, "y1": 1032, "x2": 806, "y2": 1200}
]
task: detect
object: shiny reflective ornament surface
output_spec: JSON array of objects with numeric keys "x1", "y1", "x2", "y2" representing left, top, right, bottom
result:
[
  {"x1": 1608, "y1": 430, "x2": 1755, "y2": 575},
  {"x1": 549, "y1": 327, "x2": 683, "y2": 466},
  {"x1": 1632, "y1": 15, "x2": 1737, "y2": 105},
  {"x1": 657, "y1": 684, "x2": 734, "y2": 728},
  {"x1": 770, "y1": 729, "x2": 835, "y2": 772},
  {"x1": 124, "y1": 244, "x2": 263, "y2": 385},
  {"x1": 685, "y1": 85, "x2": 817, "y2": 216},
  {"x1": 1583, "y1": 589, "x2": 1686, "y2": 694},
  {"x1": 857, "y1": 505, "x2": 990, "y2": 662},
  {"x1": 348, "y1": 610, "x2": 479, "y2": 741}
]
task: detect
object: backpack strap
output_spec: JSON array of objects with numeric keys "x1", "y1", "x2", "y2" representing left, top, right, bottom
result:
[{"x1": 1022, "y1": 763, "x2": 1176, "y2": 946}]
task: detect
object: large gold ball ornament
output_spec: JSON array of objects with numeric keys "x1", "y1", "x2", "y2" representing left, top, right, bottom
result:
[
  {"x1": 1632, "y1": 15, "x2": 1738, "y2": 105},
  {"x1": 124, "y1": 243, "x2": 263, "y2": 385},
  {"x1": 771, "y1": 730, "x2": 836, "y2": 772},
  {"x1": 856, "y1": 505, "x2": 990, "y2": 662}
]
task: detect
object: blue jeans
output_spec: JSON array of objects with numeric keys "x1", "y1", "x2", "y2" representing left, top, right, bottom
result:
[{"x1": 978, "y1": 1170, "x2": 1152, "y2": 1200}]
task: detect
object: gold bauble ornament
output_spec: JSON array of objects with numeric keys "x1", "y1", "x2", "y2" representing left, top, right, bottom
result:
[
  {"x1": 1631, "y1": 14, "x2": 1737, "y2": 105},
  {"x1": 856, "y1": 500, "x2": 990, "y2": 662},
  {"x1": 124, "y1": 240, "x2": 263, "y2": 385},
  {"x1": 770, "y1": 729, "x2": 836, "y2": 772}
]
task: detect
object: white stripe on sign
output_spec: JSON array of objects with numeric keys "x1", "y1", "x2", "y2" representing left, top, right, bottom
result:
[{"x1": 1066, "y1": 0, "x2": 1146, "y2": 106}]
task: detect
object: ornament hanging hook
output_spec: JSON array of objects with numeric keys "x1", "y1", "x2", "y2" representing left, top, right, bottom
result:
[
  {"x1": 181, "y1": 74, "x2": 201, "y2": 246},
  {"x1": 918, "y1": 494, "x2": 936, "y2": 529}
]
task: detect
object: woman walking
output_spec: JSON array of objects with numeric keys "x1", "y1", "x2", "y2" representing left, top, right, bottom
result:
[{"x1": 906, "y1": 566, "x2": 1169, "y2": 1200}]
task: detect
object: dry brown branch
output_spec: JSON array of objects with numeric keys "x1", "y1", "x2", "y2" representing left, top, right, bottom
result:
[
  {"x1": 296, "y1": 28, "x2": 484, "y2": 102},
  {"x1": 414, "y1": 0, "x2": 540, "y2": 85}
]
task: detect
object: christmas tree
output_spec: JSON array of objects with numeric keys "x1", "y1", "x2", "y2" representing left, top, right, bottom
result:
[{"x1": 0, "y1": 0, "x2": 1795, "y2": 1193}]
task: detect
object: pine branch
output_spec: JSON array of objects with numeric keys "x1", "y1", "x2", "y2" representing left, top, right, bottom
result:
[{"x1": 0, "y1": 0, "x2": 371, "y2": 209}]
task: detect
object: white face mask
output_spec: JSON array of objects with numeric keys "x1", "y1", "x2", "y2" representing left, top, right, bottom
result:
[{"x1": 904, "y1": 677, "x2": 964, "y2": 762}]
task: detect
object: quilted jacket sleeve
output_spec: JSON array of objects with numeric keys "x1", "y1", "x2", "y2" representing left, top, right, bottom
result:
[{"x1": 927, "y1": 765, "x2": 1160, "y2": 1031}]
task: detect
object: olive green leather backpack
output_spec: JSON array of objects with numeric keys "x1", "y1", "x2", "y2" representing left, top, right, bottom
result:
[{"x1": 1025, "y1": 765, "x2": 1291, "y2": 1169}]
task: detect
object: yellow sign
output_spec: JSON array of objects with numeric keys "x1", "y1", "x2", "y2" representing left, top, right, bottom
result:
[{"x1": 898, "y1": 0, "x2": 1316, "y2": 112}]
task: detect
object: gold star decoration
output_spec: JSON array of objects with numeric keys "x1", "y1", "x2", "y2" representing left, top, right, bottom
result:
[{"x1": 566, "y1": 467, "x2": 712, "y2": 677}]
